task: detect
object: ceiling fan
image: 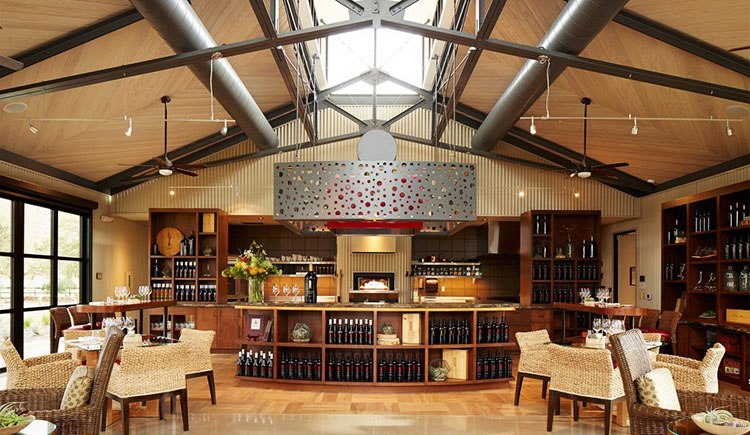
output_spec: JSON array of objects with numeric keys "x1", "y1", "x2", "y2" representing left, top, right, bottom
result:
[
  {"x1": 556, "y1": 97, "x2": 629, "y2": 179},
  {"x1": 120, "y1": 96, "x2": 206, "y2": 177}
]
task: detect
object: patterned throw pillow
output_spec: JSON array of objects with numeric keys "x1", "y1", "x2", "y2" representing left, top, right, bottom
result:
[
  {"x1": 60, "y1": 366, "x2": 95, "y2": 409},
  {"x1": 636, "y1": 367, "x2": 681, "y2": 411}
]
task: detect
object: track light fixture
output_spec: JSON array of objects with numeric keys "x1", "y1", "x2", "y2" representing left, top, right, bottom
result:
[
  {"x1": 573, "y1": 191, "x2": 580, "y2": 198},
  {"x1": 529, "y1": 116, "x2": 536, "y2": 135},
  {"x1": 220, "y1": 119, "x2": 228, "y2": 136},
  {"x1": 631, "y1": 116, "x2": 638, "y2": 135},
  {"x1": 28, "y1": 119, "x2": 38, "y2": 134},
  {"x1": 125, "y1": 117, "x2": 132, "y2": 136},
  {"x1": 726, "y1": 120, "x2": 733, "y2": 137}
]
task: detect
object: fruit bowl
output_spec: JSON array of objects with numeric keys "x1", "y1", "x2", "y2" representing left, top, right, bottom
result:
[
  {"x1": 692, "y1": 413, "x2": 750, "y2": 435},
  {"x1": 0, "y1": 416, "x2": 34, "y2": 435}
]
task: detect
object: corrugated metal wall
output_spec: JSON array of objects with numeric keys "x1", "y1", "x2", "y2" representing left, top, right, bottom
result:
[
  {"x1": 110, "y1": 107, "x2": 638, "y2": 219},
  {"x1": 336, "y1": 235, "x2": 413, "y2": 302},
  {"x1": 600, "y1": 166, "x2": 750, "y2": 310}
]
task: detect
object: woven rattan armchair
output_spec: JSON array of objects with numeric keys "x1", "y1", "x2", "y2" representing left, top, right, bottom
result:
[
  {"x1": 653, "y1": 343, "x2": 725, "y2": 393},
  {"x1": 610, "y1": 329, "x2": 749, "y2": 435},
  {"x1": 50, "y1": 307, "x2": 90, "y2": 354},
  {"x1": 514, "y1": 329, "x2": 551, "y2": 406},
  {"x1": 0, "y1": 328, "x2": 125, "y2": 435},
  {"x1": 179, "y1": 328, "x2": 217, "y2": 405},
  {"x1": 68, "y1": 306, "x2": 91, "y2": 327},
  {"x1": 639, "y1": 310, "x2": 659, "y2": 330},
  {"x1": 546, "y1": 344, "x2": 624, "y2": 435},
  {"x1": 0, "y1": 340, "x2": 79, "y2": 389},
  {"x1": 104, "y1": 342, "x2": 189, "y2": 435}
]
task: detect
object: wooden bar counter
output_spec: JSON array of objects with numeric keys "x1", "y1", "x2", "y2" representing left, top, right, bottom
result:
[
  {"x1": 552, "y1": 302, "x2": 650, "y2": 339},
  {"x1": 233, "y1": 302, "x2": 517, "y2": 392}
]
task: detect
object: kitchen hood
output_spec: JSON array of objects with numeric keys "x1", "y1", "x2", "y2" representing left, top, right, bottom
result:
[{"x1": 274, "y1": 161, "x2": 477, "y2": 235}]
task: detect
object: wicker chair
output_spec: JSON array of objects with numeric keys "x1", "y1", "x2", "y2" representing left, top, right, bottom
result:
[
  {"x1": 0, "y1": 328, "x2": 125, "y2": 435},
  {"x1": 514, "y1": 329, "x2": 551, "y2": 406},
  {"x1": 653, "y1": 343, "x2": 725, "y2": 393},
  {"x1": 610, "y1": 329, "x2": 749, "y2": 435},
  {"x1": 179, "y1": 328, "x2": 217, "y2": 405},
  {"x1": 639, "y1": 310, "x2": 659, "y2": 330},
  {"x1": 50, "y1": 307, "x2": 90, "y2": 354},
  {"x1": 546, "y1": 344, "x2": 624, "y2": 435},
  {"x1": 642, "y1": 310, "x2": 681, "y2": 353},
  {"x1": 68, "y1": 306, "x2": 90, "y2": 326},
  {"x1": 63, "y1": 329, "x2": 105, "y2": 362},
  {"x1": 104, "y1": 342, "x2": 189, "y2": 435},
  {"x1": 0, "y1": 340, "x2": 80, "y2": 389}
]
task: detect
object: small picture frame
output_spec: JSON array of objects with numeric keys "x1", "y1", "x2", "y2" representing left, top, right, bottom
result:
[
  {"x1": 246, "y1": 315, "x2": 271, "y2": 342},
  {"x1": 629, "y1": 267, "x2": 636, "y2": 286}
]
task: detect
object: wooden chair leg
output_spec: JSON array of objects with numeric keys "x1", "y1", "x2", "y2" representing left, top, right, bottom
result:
[
  {"x1": 121, "y1": 398, "x2": 130, "y2": 435},
  {"x1": 573, "y1": 399, "x2": 579, "y2": 421},
  {"x1": 101, "y1": 397, "x2": 109, "y2": 432},
  {"x1": 159, "y1": 396, "x2": 165, "y2": 420},
  {"x1": 179, "y1": 388, "x2": 189, "y2": 431},
  {"x1": 541, "y1": 378, "x2": 548, "y2": 399},
  {"x1": 546, "y1": 390, "x2": 556, "y2": 432},
  {"x1": 555, "y1": 394, "x2": 560, "y2": 415},
  {"x1": 604, "y1": 399, "x2": 613, "y2": 435},
  {"x1": 170, "y1": 394, "x2": 175, "y2": 414},
  {"x1": 514, "y1": 373, "x2": 524, "y2": 406},
  {"x1": 207, "y1": 371, "x2": 217, "y2": 405}
]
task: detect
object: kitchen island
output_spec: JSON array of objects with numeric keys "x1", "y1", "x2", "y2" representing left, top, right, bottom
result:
[{"x1": 233, "y1": 302, "x2": 517, "y2": 392}]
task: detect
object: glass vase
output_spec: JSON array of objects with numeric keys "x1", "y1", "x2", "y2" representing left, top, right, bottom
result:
[{"x1": 249, "y1": 278, "x2": 265, "y2": 303}]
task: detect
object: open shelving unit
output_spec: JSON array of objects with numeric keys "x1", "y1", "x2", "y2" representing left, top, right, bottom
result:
[
  {"x1": 664, "y1": 181, "x2": 749, "y2": 392},
  {"x1": 234, "y1": 306, "x2": 515, "y2": 391}
]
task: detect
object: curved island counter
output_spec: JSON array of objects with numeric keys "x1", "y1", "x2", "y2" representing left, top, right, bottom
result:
[{"x1": 233, "y1": 303, "x2": 518, "y2": 392}]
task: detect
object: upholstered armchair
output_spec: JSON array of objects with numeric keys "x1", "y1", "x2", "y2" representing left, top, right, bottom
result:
[{"x1": 653, "y1": 343, "x2": 725, "y2": 393}]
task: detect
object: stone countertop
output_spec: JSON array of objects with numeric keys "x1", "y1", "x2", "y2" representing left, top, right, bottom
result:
[
  {"x1": 231, "y1": 302, "x2": 519, "y2": 309},
  {"x1": 682, "y1": 319, "x2": 750, "y2": 334}
]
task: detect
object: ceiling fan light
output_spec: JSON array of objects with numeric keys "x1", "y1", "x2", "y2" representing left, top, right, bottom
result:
[
  {"x1": 28, "y1": 124, "x2": 39, "y2": 134},
  {"x1": 220, "y1": 119, "x2": 228, "y2": 136},
  {"x1": 158, "y1": 168, "x2": 173, "y2": 176},
  {"x1": 529, "y1": 116, "x2": 537, "y2": 135},
  {"x1": 726, "y1": 121, "x2": 733, "y2": 137},
  {"x1": 578, "y1": 171, "x2": 592, "y2": 179},
  {"x1": 125, "y1": 117, "x2": 132, "y2": 137}
]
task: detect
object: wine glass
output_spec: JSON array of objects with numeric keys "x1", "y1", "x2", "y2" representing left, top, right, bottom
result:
[
  {"x1": 138, "y1": 285, "x2": 149, "y2": 301},
  {"x1": 272, "y1": 284, "x2": 280, "y2": 302},
  {"x1": 592, "y1": 318, "x2": 602, "y2": 337},
  {"x1": 602, "y1": 318, "x2": 611, "y2": 336},
  {"x1": 282, "y1": 284, "x2": 291, "y2": 301},
  {"x1": 124, "y1": 317, "x2": 136, "y2": 334},
  {"x1": 292, "y1": 284, "x2": 300, "y2": 302}
]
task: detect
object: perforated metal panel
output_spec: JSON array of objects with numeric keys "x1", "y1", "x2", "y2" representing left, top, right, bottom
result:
[{"x1": 274, "y1": 161, "x2": 477, "y2": 221}]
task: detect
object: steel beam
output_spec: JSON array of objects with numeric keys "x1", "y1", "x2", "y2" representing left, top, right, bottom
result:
[
  {"x1": 320, "y1": 100, "x2": 369, "y2": 129},
  {"x1": 250, "y1": 0, "x2": 315, "y2": 140},
  {"x1": 334, "y1": 0, "x2": 365, "y2": 15},
  {"x1": 0, "y1": 18, "x2": 373, "y2": 102},
  {"x1": 318, "y1": 69, "x2": 378, "y2": 99},
  {"x1": 1, "y1": 150, "x2": 100, "y2": 191},
  {"x1": 0, "y1": 9, "x2": 143, "y2": 78},
  {"x1": 382, "y1": 98, "x2": 428, "y2": 128},
  {"x1": 380, "y1": 18, "x2": 750, "y2": 103}
]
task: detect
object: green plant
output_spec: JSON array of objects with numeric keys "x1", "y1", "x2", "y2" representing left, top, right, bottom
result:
[
  {"x1": 41, "y1": 312, "x2": 50, "y2": 326},
  {"x1": 0, "y1": 402, "x2": 32, "y2": 428},
  {"x1": 22, "y1": 319, "x2": 31, "y2": 329}
]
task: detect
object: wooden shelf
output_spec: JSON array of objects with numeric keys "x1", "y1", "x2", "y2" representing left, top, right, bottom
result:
[
  {"x1": 690, "y1": 230, "x2": 717, "y2": 235},
  {"x1": 475, "y1": 342, "x2": 515, "y2": 348},
  {"x1": 375, "y1": 344, "x2": 424, "y2": 349},
  {"x1": 276, "y1": 342, "x2": 324, "y2": 348},
  {"x1": 663, "y1": 243, "x2": 687, "y2": 248},
  {"x1": 427, "y1": 344, "x2": 473, "y2": 349},
  {"x1": 326, "y1": 344, "x2": 373, "y2": 349}
]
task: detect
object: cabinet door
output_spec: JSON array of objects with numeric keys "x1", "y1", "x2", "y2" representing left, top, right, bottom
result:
[
  {"x1": 217, "y1": 308, "x2": 241, "y2": 350},
  {"x1": 195, "y1": 308, "x2": 218, "y2": 348}
]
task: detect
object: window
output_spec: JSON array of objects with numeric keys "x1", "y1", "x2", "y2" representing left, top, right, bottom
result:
[{"x1": 0, "y1": 192, "x2": 91, "y2": 360}]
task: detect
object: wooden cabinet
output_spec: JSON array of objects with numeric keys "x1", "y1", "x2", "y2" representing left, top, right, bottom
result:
[
  {"x1": 217, "y1": 308, "x2": 241, "y2": 350},
  {"x1": 196, "y1": 307, "x2": 217, "y2": 333}
]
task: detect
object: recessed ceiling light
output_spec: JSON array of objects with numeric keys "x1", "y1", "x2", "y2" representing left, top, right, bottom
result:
[
  {"x1": 726, "y1": 104, "x2": 750, "y2": 117},
  {"x1": 3, "y1": 101, "x2": 27, "y2": 113}
]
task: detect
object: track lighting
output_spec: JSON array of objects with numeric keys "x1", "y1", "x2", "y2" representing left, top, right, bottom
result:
[
  {"x1": 125, "y1": 117, "x2": 132, "y2": 136},
  {"x1": 726, "y1": 120, "x2": 733, "y2": 137},
  {"x1": 159, "y1": 168, "x2": 173, "y2": 176},
  {"x1": 28, "y1": 119, "x2": 39, "y2": 134},
  {"x1": 529, "y1": 116, "x2": 536, "y2": 135},
  {"x1": 631, "y1": 116, "x2": 638, "y2": 135},
  {"x1": 220, "y1": 119, "x2": 228, "y2": 136}
]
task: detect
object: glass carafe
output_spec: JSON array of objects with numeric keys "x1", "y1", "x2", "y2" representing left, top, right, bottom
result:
[
  {"x1": 694, "y1": 270, "x2": 704, "y2": 292},
  {"x1": 704, "y1": 272, "x2": 717, "y2": 292},
  {"x1": 724, "y1": 266, "x2": 738, "y2": 292},
  {"x1": 740, "y1": 266, "x2": 750, "y2": 292}
]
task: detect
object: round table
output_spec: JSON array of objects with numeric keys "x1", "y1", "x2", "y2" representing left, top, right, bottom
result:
[
  {"x1": 18, "y1": 419, "x2": 57, "y2": 435},
  {"x1": 667, "y1": 418, "x2": 707, "y2": 435}
]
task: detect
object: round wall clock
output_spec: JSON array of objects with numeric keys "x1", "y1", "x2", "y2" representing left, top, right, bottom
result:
[{"x1": 156, "y1": 227, "x2": 184, "y2": 256}]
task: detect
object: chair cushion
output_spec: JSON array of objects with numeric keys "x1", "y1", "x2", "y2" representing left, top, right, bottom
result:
[
  {"x1": 67, "y1": 324, "x2": 92, "y2": 331},
  {"x1": 636, "y1": 367, "x2": 681, "y2": 411},
  {"x1": 60, "y1": 366, "x2": 95, "y2": 409},
  {"x1": 640, "y1": 328, "x2": 671, "y2": 341}
]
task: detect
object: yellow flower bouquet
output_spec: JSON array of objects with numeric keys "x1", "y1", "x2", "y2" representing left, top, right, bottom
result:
[{"x1": 222, "y1": 241, "x2": 280, "y2": 302}]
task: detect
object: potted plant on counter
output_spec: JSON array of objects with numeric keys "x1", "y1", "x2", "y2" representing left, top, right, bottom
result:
[{"x1": 222, "y1": 241, "x2": 281, "y2": 303}]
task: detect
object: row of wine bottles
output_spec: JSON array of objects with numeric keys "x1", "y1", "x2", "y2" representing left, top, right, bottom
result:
[
  {"x1": 236, "y1": 349, "x2": 274, "y2": 379},
  {"x1": 429, "y1": 319, "x2": 470, "y2": 345},
  {"x1": 531, "y1": 286, "x2": 552, "y2": 304},
  {"x1": 151, "y1": 283, "x2": 172, "y2": 301},
  {"x1": 532, "y1": 263, "x2": 599, "y2": 281},
  {"x1": 174, "y1": 260, "x2": 198, "y2": 278},
  {"x1": 725, "y1": 236, "x2": 749, "y2": 260},
  {"x1": 476, "y1": 317, "x2": 509, "y2": 343},
  {"x1": 327, "y1": 318, "x2": 374, "y2": 345},
  {"x1": 281, "y1": 352, "x2": 322, "y2": 381},
  {"x1": 533, "y1": 215, "x2": 550, "y2": 235},
  {"x1": 328, "y1": 353, "x2": 373, "y2": 382},
  {"x1": 476, "y1": 351, "x2": 512, "y2": 380},
  {"x1": 727, "y1": 202, "x2": 748, "y2": 228},
  {"x1": 377, "y1": 353, "x2": 423, "y2": 382}
]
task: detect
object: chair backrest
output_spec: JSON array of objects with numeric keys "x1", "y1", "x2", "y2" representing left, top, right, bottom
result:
[
  {"x1": 658, "y1": 311, "x2": 681, "y2": 341},
  {"x1": 179, "y1": 329, "x2": 216, "y2": 373},
  {"x1": 548, "y1": 344, "x2": 623, "y2": 400},
  {"x1": 639, "y1": 310, "x2": 659, "y2": 330},
  {"x1": 0, "y1": 341, "x2": 25, "y2": 387},
  {"x1": 610, "y1": 329, "x2": 652, "y2": 407},
  {"x1": 67, "y1": 306, "x2": 89, "y2": 326},
  {"x1": 115, "y1": 342, "x2": 187, "y2": 396},
  {"x1": 89, "y1": 327, "x2": 125, "y2": 409},
  {"x1": 515, "y1": 329, "x2": 550, "y2": 351},
  {"x1": 50, "y1": 307, "x2": 72, "y2": 333}
]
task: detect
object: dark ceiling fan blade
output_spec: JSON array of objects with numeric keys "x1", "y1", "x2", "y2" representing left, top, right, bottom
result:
[
  {"x1": 591, "y1": 162, "x2": 629, "y2": 170},
  {"x1": 174, "y1": 163, "x2": 207, "y2": 170},
  {"x1": 117, "y1": 164, "x2": 158, "y2": 167},
  {"x1": 0, "y1": 55, "x2": 23, "y2": 71},
  {"x1": 591, "y1": 171, "x2": 620, "y2": 180},
  {"x1": 153, "y1": 156, "x2": 168, "y2": 166},
  {"x1": 173, "y1": 167, "x2": 199, "y2": 177},
  {"x1": 728, "y1": 45, "x2": 750, "y2": 52}
]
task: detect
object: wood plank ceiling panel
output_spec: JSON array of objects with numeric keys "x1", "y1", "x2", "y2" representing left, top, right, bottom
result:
[
  {"x1": 0, "y1": 0, "x2": 132, "y2": 57},
  {"x1": 626, "y1": 0, "x2": 750, "y2": 60},
  {"x1": 459, "y1": 0, "x2": 750, "y2": 183},
  {"x1": 0, "y1": 0, "x2": 289, "y2": 181}
]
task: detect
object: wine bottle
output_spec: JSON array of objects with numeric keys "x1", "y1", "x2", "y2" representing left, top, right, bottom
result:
[
  {"x1": 267, "y1": 352, "x2": 274, "y2": 379},
  {"x1": 729, "y1": 204, "x2": 735, "y2": 227},
  {"x1": 236, "y1": 350, "x2": 245, "y2": 376},
  {"x1": 259, "y1": 352, "x2": 267, "y2": 378},
  {"x1": 336, "y1": 319, "x2": 343, "y2": 344},
  {"x1": 581, "y1": 239, "x2": 587, "y2": 259},
  {"x1": 477, "y1": 317, "x2": 484, "y2": 344},
  {"x1": 542, "y1": 216, "x2": 548, "y2": 234},
  {"x1": 378, "y1": 354, "x2": 385, "y2": 382},
  {"x1": 589, "y1": 236, "x2": 596, "y2": 258},
  {"x1": 534, "y1": 215, "x2": 540, "y2": 235},
  {"x1": 304, "y1": 264, "x2": 318, "y2": 304},
  {"x1": 187, "y1": 231, "x2": 195, "y2": 256}
]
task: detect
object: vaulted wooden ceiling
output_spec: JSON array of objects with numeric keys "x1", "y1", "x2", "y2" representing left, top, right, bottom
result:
[{"x1": 0, "y1": 0, "x2": 747, "y2": 189}]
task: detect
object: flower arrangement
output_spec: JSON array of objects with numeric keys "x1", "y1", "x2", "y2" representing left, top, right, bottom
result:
[{"x1": 222, "y1": 241, "x2": 280, "y2": 302}]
